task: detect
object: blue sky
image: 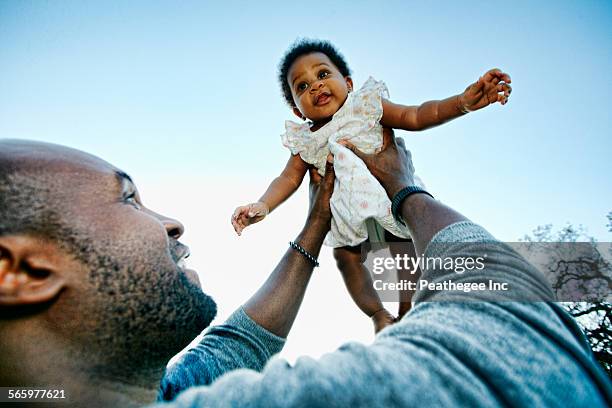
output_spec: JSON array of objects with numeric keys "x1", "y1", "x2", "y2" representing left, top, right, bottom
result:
[
  {"x1": 1, "y1": 1, "x2": 611, "y2": 357},
  {"x1": 1, "y1": 0, "x2": 610, "y2": 240}
]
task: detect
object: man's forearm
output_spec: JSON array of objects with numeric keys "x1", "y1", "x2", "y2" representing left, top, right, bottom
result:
[
  {"x1": 400, "y1": 194, "x2": 467, "y2": 255},
  {"x1": 243, "y1": 216, "x2": 328, "y2": 337}
]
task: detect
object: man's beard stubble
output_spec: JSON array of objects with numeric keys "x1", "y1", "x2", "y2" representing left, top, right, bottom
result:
[{"x1": 83, "y1": 238, "x2": 218, "y2": 374}]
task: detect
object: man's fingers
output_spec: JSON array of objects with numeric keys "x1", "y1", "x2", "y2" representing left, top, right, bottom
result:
[
  {"x1": 324, "y1": 158, "x2": 335, "y2": 178},
  {"x1": 396, "y1": 137, "x2": 407, "y2": 150},
  {"x1": 339, "y1": 140, "x2": 366, "y2": 160},
  {"x1": 381, "y1": 127, "x2": 396, "y2": 150}
]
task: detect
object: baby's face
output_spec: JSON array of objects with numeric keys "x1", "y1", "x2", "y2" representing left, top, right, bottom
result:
[{"x1": 287, "y1": 52, "x2": 352, "y2": 124}]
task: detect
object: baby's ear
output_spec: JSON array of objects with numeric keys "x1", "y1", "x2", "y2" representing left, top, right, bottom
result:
[
  {"x1": 345, "y1": 76, "x2": 353, "y2": 92},
  {"x1": 292, "y1": 107, "x2": 306, "y2": 121}
]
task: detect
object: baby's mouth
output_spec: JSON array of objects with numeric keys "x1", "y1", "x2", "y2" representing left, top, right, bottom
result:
[{"x1": 314, "y1": 92, "x2": 331, "y2": 106}]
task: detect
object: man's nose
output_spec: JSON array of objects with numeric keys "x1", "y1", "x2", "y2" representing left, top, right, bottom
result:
[{"x1": 161, "y1": 216, "x2": 185, "y2": 239}]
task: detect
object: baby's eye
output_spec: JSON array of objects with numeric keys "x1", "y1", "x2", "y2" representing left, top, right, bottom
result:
[
  {"x1": 318, "y1": 71, "x2": 329, "y2": 79},
  {"x1": 297, "y1": 82, "x2": 308, "y2": 92}
]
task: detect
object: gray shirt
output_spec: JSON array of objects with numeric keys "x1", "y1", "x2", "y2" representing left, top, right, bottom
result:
[{"x1": 155, "y1": 221, "x2": 612, "y2": 407}]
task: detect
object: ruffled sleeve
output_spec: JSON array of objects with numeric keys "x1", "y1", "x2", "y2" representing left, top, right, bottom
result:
[
  {"x1": 280, "y1": 120, "x2": 331, "y2": 174},
  {"x1": 349, "y1": 76, "x2": 389, "y2": 130},
  {"x1": 280, "y1": 120, "x2": 310, "y2": 156}
]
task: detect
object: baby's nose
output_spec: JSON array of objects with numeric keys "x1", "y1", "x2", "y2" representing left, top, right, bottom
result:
[{"x1": 311, "y1": 81, "x2": 324, "y2": 92}]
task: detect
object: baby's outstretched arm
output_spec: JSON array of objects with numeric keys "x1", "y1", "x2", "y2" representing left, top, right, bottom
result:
[
  {"x1": 232, "y1": 154, "x2": 309, "y2": 235},
  {"x1": 380, "y1": 68, "x2": 512, "y2": 131}
]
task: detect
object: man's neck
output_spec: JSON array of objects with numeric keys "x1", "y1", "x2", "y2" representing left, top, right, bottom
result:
[
  {"x1": 1, "y1": 361, "x2": 162, "y2": 407},
  {"x1": 69, "y1": 377, "x2": 160, "y2": 408},
  {"x1": 1, "y1": 330, "x2": 164, "y2": 407}
]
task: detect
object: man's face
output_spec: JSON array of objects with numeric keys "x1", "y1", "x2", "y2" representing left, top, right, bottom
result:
[{"x1": 28, "y1": 146, "x2": 218, "y2": 369}]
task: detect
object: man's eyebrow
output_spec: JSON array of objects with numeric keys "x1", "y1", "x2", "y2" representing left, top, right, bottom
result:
[{"x1": 115, "y1": 170, "x2": 134, "y2": 186}]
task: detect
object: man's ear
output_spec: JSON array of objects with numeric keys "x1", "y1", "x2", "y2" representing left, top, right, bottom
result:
[
  {"x1": 345, "y1": 76, "x2": 354, "y2": 93},
  {"x1": 0, "y1": 236, "x2": 66, "y2": 306},
  {"x1": 292, "y1": 107, "x2": 306, "y2": 121}
]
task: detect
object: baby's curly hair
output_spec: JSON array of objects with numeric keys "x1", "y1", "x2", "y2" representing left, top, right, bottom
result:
[{"x1": 278, "y1": 39, "x2": 351, "y2": 107}]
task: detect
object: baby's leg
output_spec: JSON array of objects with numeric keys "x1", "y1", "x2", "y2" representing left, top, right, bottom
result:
[
  {"x1": 333, "y1": 245, "x2": 395, "y2": 333},
  {"x1": 385, "y1": 231, "x2": 421, "y2": 319}
]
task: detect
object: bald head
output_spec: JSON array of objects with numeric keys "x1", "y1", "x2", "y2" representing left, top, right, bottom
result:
[
  {"x1": 0, "y1": 138, "x2": 118, "y2": 175},
  {"x1": 0, "y1": 139, "x2": 119, "y2": 258}
]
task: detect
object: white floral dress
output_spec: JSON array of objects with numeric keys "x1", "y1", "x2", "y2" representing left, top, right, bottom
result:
[{"x1": 281, "y1": 77, "x2": 419, "y2": 248}]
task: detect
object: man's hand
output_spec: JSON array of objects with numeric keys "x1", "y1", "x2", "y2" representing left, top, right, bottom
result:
[
  {"x1": 307, "y1": 155, "x2": 335, "y2": 229},
  {"x1": 339, "y1": 128, "x2": 415, "y2": 198},
  {"x1": 459, "y1": 68, "x2": 512, "y2": 112},
  {"x1": 243, "y1": 156, "x2": 335, "y2": 338},
  {"x1": 231, "y1": 202, "x2": 269, "y2": 236}
]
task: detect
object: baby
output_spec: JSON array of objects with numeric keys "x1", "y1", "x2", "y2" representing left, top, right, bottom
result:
[{"x1": 232, "y1": 39, "x2": 511, "y2": 332}]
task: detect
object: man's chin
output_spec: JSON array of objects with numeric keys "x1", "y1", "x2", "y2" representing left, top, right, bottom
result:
[
  {"x1": 182, "y1": 268, "x2": 201, "y2": 288},
  {"x1": 179, "y1": 271, "x2": 217, "y2": 331}
]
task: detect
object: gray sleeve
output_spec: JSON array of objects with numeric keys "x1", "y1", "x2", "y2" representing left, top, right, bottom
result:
[
  {"x1": 158, "y1": 307, "x2": 285, "y2": 401},
  {"x1": 413, "y1": 220, "x2": 557, "y2": 303},
  {"x1": 151, "y1": 222, "x2": 612, "y2": 407}
]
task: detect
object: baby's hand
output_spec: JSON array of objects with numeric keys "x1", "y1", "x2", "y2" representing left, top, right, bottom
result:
[
  {"x1": 231, "y1": 202, "x2": 269, "y2": 236},
  {"x1": 459, "y1": 68, "x2": 512, "y2": 112}
]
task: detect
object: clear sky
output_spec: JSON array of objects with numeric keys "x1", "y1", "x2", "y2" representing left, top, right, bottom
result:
[{"x1": 1, "y1": 0, "x2": 611, "y2": 361}]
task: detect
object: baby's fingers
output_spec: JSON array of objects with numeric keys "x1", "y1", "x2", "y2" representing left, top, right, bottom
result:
[
  {"x1": 232, "y1": 205, "x2": 250, "y2": 235},
  {"x1": 232, "y1": 206, "x2": 247, "y2": 220},
  {"x1": 497, "y1": 83, "x2": 512, "y2": 96},
  {"x1": 231, "y1": 216, "x2": 243, "y2": 235}
]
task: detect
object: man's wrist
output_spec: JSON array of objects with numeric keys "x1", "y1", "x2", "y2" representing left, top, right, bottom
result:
[
  {"x1": 384, "y1": 179, "x2": 415, "y2": 200},
  {"x1": 295, "y1": 219, "x2": 327, "y2": 261},
  {"x1": 391, "y1": 186, "x2": 434, "y2": 225},
  {"x1": 304, "y1": 214, "x2": 330, "y2": 235}
]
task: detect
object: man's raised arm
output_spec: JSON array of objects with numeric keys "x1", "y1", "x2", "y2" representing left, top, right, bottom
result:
[{"x1": 159, "y1": 160, "x2": 335, "y2": 401}]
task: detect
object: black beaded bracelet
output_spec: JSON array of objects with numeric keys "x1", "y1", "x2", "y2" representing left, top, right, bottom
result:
[
  {"x1": 289, "y1": 241, "x2": 320, "y2": 267},
  {"x1": 391, "y1": 186, "x2": 434, "y2": 226}
]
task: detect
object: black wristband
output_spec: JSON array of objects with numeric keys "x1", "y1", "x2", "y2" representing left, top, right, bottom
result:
[
  {"x1": 391, "y1": 186, "x2": 434, "y2": 226},
  {"x1": 289, "y1": 241, "x2": 320, "y2": 267}
]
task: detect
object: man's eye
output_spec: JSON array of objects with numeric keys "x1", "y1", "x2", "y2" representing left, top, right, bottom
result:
[
  {"x1": 125, "y1": 193, "x2": 141, "y2": 209},
  {"x1": 318, "y1": 71, "x2": 329, "y2": 79},
  {"x1": 297, "y1": 82, "x2": 308, "y2": 92}
]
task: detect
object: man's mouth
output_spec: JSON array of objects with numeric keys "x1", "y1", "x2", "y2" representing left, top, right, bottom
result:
[
  {"x1": 314, "y1": 92, "x2": 331, "y2": 106},
  {"x1": 173, "y1": 244, "x2": 202, "y2": 286},
  {"x1": 174, "y1": 245, "x2": 191, "y2": 270}
]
